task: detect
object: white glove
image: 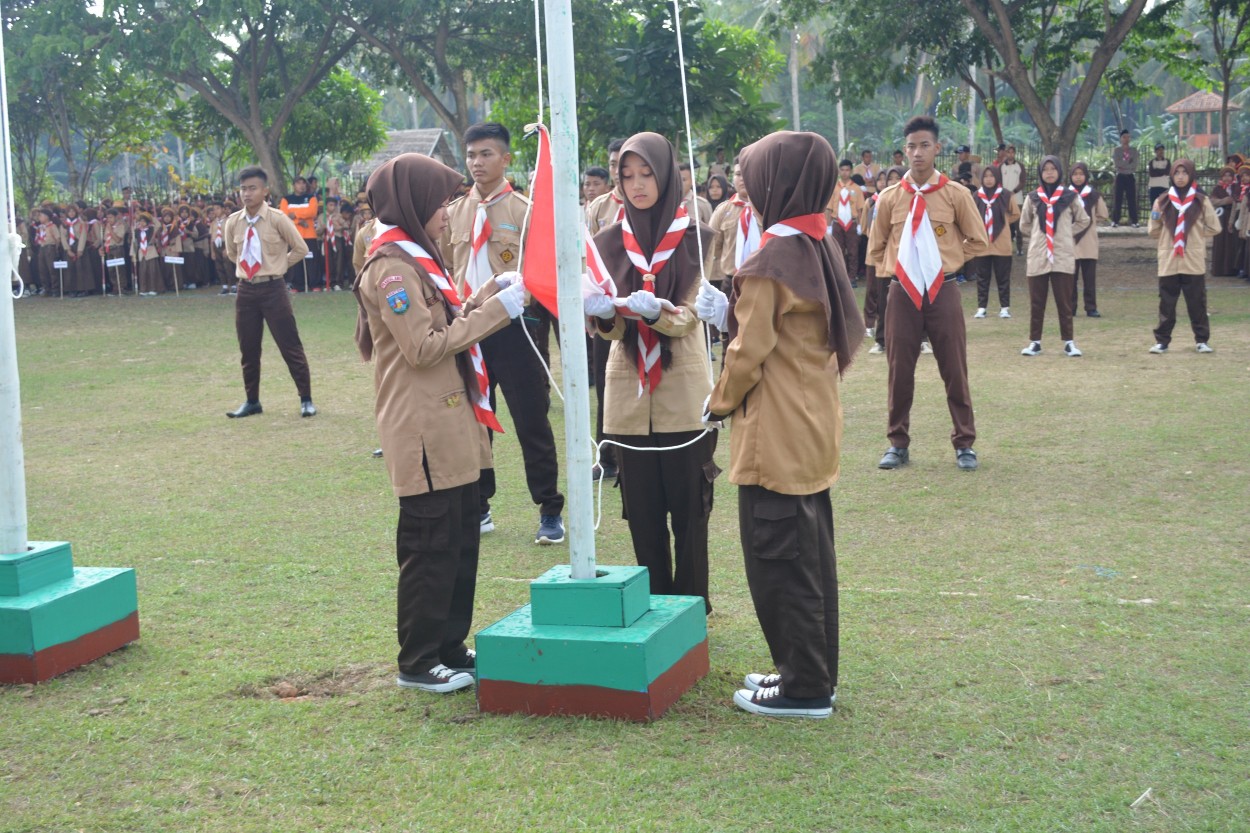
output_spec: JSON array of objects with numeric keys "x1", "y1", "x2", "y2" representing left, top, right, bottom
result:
[
  {"x1": 497, "y1": 281, "x2": 527, "y2": 319},
  {"x1": 8, "y1": 232, "x2": 25, "y2": 274},
  {"x1": 625, "y1": 289, "x2": 662, "y2": 320},
  {"x1": 701, "y1": 395, "x2": 723, "y2": 430},
  {"x1": 694, "y1": 281, "x2": 729, "y2": 331},
  {"x1": 494, "y1": 270, "x2": 523, "y2": 290},
  {"x1": 584, "y1": 293, "x2": 616, "y2": 319}
]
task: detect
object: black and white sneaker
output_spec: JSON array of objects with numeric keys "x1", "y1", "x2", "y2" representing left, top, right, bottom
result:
[
  {"x1": 396, "y1": 664, "x2": 474, "y2": 693},
  {"x1": 733, "y1": 685, "x2": 832, "y2": 719},
  {"x1": 480, "y1": 511, "x2": 494, "y2": 534},
  {"x1": 744, "y1": 673, "x2": 837, "y2": 704}
]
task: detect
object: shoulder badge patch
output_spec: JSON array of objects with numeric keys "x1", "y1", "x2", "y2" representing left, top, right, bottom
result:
[
  {"x1": 386, "y1": 287, "x2": 410, "y2": 314},
  {"x1": 380, "y1": 274, "x2": 404, "y2": 289}
]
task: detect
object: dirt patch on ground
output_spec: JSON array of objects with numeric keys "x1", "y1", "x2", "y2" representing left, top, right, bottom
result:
[{"x1": 232, "y1": 663, "x2": 393, "y2": 701}]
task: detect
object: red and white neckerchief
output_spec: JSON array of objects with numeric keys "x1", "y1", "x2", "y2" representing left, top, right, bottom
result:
[
  {"x1": 369, "y1": 223, "x2": 503, "y2": 433},
  {"x1": 731, "y1": 195, "x2": 760, "y2": 269},
  {"x1": 87, "y1": 218, "x2": 101, "y2": 248},
  {"x1": 324, "y1": 216, "x2": 337, "y2": 254},
  {"x1": 895, "y1": 174, "x2": 949, "y2": 308},
  {"x1": 1034, "y1": 186, "x2": 1064, "y2": 264},
  {"x1": 619, "y1": 206, "x2": 690, "y2": 396},
  {"x1": 240, "y1": 214, "x2": 263, "y2": 280},
  {"x1": 158, "y1": 224, "x2": 171, "y2": 249},
  {"x1": 975, "y1": 187, "x2": 1002, "y2": 238},
  {"x1": 759, "y1": 213, "x2": 827, "y2": 246},
  {"x1": 35, "y1": 223, "x2": 48, "y2": 246},
  {"x1": 65, "y1": 217, "x2": 79, "y2": 249},
  {"x1": 138, "y1": 228, "x2": 150, "y2": 258},
  {"x1": 610, "y1": 192, "x2": 625, "y2": 225},
  {"x1": 1074, "y1": 184, "x2": 1094, "y2": 209},
  {"x1": 835, "y1": 185, "x2": 855, "y2": 230},
  {"x1": 1167, "y1": 186, "x2": 1196, "y2": 258},
  {"x1": 213, "y1": 219, "x2": 224, "y2": 248},
  {"x1": 465, "y1": 181, "x2": 513, "y2": 292}
]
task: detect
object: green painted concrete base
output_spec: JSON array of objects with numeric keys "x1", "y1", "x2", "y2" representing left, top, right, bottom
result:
[
  {"x1": 529, "y1": 564, "x2": 650, "y2": 628},
  {"x1": 476, "y1": 582, "x2": 708, "y2": 721},
  {"x1": 0, "y1": 541, "x2": 139, "y2": 684}
]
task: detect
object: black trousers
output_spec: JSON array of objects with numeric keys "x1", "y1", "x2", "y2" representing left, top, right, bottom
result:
[
  {"x1": 234, "y1": 278, "x2": 312, "y2": 403},
  {"x1": 1154, "y1": 274, "x2": 1210, "y2": 346},
  {"x1": 1112, "y1": 173, "x2": 1138, "y2": 224},
  {"x1": 396, "y1": 482, "x2": 479, "y2": 675},
  {"x1": 478, "y1": 317, "x2": 564, "y2": 517},
  {"x1": 973, "y1": 255, "x2": 1012, "y2": 309},
  {"x1": 615, "y1": 430, "x2": 717, "y2": 612},
  {"x1": 284, "y1": 246, "x2": 322, "y2": 291},
  {"x1": 740, "y1": 485, "x2": 838, "y2": 700},
  {"x1": 1072, "y1": 258, "x2": 1098, "y2": 313}
]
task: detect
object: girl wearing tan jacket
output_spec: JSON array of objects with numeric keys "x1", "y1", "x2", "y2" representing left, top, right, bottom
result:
[
  {"x1": 1019, "y1": 156, "x2": 1090, "y2": 357},
  {"x1": 1147, "y1": 159, "x2": 1221, "y2": 354},
  {"x1": 585, "y1": 132, "x2": 717, "y2": 613},
  {"x1": 1068, "y1": 163, "x2": 1109, "y2": 317}
]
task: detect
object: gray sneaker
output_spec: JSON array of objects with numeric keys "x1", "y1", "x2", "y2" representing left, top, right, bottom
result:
[{"x1": 536, "y1": 514, "x2": 565, "y2": 545}]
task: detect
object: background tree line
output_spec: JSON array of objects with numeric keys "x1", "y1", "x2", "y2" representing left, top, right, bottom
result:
[{"x1": 5, "y1": 0, "x2": 1249, "y2": 208}]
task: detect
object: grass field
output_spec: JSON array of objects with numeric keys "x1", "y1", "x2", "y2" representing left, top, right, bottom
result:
[{"x1": 2, "y1": 238, "x2": 1249, "y2": 832}]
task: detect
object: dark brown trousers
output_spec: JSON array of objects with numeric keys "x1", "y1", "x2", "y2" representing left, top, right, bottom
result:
[
  {"x1": 874, "y1": 267, "x2": 891, "y2": 347},
  {"x1": 615, "y1": 430, "x2": 718, "y2": 612},
  {"x1": 396, "y1": 482, "x2": 479, "y2": 676},
  {"x1": 885, "y1": 280, "x2": 976, "y2": 450},
  {"x1": 1072, "y1": 258, "x2": 1098, "y2": 313},
  {"x1": 1028, "y1": 272, "x2": 1075, "y2": 342},
  {"x1": 973, "y1": 255, "x2": 1012, "y2": 309},
  {"x1": 831, "y1": 224, "x2": 858, "y2": 283},
  {"x1": 105, "y1": 245, "x2": 130, "y2": 293},
  {"x1": 234, "y1": 278, "x2": 312, "y2": 403},
  {"x1": 136, "y1": 259, "x2": 163, "y2": 294},
  {"x1": 739, "y1": 485, "x2": 838, "y2": 700},
  {"x1": 1154, "y1": 274, "x2": 1210, "y2": 346},
  {"x1": 862, "y1": 265, "x2": 880, "y2": 328}
]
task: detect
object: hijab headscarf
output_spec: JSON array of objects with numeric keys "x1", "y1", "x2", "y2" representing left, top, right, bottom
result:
[
  {"x1": 353, "y1": 152, "x2": 467, "y2": 386},
  {"x1": 975, "y1": 165, "x2": 1008, "y2": 241},
  {"x1": 1161, "y1": 158, "x2": 1204, "y2": 235},
  {"x1": 591, "y1": 132, "x2": 711, "y2": 369},
  {"x1": 1068, "y1": 162, "x2": 1101, "y2": 244},
  {"x1": 1028, "y1": 155, "x2": 1077, "y2": 227},
  {"x1": 706, "y1": 174, "x2": 732, "y2": 210},
  {"x1": 729, "y1": 131, "x2": 863, "y2": 376}
]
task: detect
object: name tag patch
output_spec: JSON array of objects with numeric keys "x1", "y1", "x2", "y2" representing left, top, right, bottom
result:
[
  {"x1": 499, "y1": 223, "x2": 519, "y2": 232},
  {"x1": 380, "y1": 275, "x2": 404, "y2": 289},
  {"x1": 386, "y1": 287, "x2": 410, "y2": 314}
]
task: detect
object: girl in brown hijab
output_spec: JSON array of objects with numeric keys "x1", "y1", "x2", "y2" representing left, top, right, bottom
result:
[
  {"x1": 1068, "y1": 161, "x2": 1109, "y2": 316},
  {"x1": 704, "y1": 130, "x2": 864, "y2": 718},
  {"x1": 1146, "y1": 159, "x2": 1220, "y2": 353},
  {"x1": 970, "y1": 165, "x2": 1019, "y2": 319},
  {"x1": 585, "y1": 131, "x2": 718, "y2": 612},
  {"x1": 355, "y1": 152, "x2": 527, "y2": 694},
  {"x1": 1019, "y1": 155, "x2": 1089, "y2": 357},
  {"x1": 1209, "y1": 166, "x2": 1240, "y2": 277}
]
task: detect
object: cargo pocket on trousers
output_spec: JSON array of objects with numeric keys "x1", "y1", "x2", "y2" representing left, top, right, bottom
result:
[
  {"x1": 701, "y1": 459, "x2": 722, "y2": 515},
  {"x1": 750, "y1": 493, "x2": 799, "y2": 560},
  {"x1": 399, "y1": 492, "x2": 452, "y2": 554}
]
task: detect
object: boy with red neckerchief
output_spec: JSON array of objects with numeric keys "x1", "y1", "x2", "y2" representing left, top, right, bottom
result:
[{"x1": 866, "y1": 116, "x2": 988, "y2": 472}]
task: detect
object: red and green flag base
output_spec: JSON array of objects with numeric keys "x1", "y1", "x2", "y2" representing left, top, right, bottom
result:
[
  {"x1": 0, "y1": 541, "x2": 139, "y2": 684},
  {"x1": 476, "y1": 565, "x2": 708, "y2": 721}
]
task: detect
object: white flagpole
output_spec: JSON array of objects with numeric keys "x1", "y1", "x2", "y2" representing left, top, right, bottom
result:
[
  {"x1": 0, "y1": 3, "x2": 29, "y2": 554},
  {"x1": 543, "y1": 0, "x2": 594, "y2": 579}
]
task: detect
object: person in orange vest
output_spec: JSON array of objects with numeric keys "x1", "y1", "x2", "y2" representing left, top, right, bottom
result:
[{"x1": 280, "y1": 175, "x2": 321, "y2": 292}]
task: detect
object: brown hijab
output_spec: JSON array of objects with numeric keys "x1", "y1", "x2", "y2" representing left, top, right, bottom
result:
[
  {"x1": 591, "y1": 132, "x2": 712, "y2": 369},
  {"x1": 1028, "y1": 155, "x2": 1078, "y2": 229},
  {"x1": 1068, "y1": 162, "x2": 1101, "y2": 244},
  {"x1": 974, "y1": 165, "x2": 1008, "y2": 241},
  {"x1": 1161, "y1": 158, "x2": 1204, "y2": 234},
  {"x1": 728, "y1": 131, "x2": 864, "y2": 376},
  {"x1": 352, "y1": 153, "x2": 466, "y2": 381}
]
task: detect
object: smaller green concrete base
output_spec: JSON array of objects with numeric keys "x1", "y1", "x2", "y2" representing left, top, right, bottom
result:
[
  {"x1": 530, "y1": 564, "x2": 650, "y2": 628},
  {"x1": 0, "y1": 541, "x2": 139, "y2": 685},
  {"x1": 476, "y1": 593, "x2": 708, "y2": 722}
]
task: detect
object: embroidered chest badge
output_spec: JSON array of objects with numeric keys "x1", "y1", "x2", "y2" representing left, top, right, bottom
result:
[{"x1": 386, "y1": 287, "x2": 410, "y2": 314}]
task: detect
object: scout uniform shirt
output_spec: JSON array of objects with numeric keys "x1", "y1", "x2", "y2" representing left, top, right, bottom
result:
[
  {"x1": 1147, "y1": 195, "x2": 1220, "y2": 277},
  {"x1": 223, "y1": 204, "x2": 310, "y2": 281},
  {"x1": 826, "y1": 179, "x2": 865, "y2": 232},
  {"x1": 442, "y1": 181, "x2": 530, "y2": 297},
  {"x1": 1019, "y1": 192, "x2": 1090, "y2": 277},
  {"x1": 867, "y1": 171, "x2": 990, "y2": 278},
  {"x1": 352, "y1": 217, "x2": 377, "y2": 276},
  {"x1": 705, "y1": 197, "x2": 750, "y2": 280},
  {"x1": 586, "y1": 189, "x2": 626, "y2": 233},
  {"x1": 684, "y1": 193, "x2": 713, "y2": 225},
  {"x1": 853, "y1": 161, "x2": 881, "y2": 193}
]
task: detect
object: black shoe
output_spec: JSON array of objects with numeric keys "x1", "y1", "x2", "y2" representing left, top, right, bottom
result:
[
  {"x1": 878, "y1": 446, "x2": 909, "y2": 469},
  {"x1": 300, "y1": 400, "x2": 317, "y2": 418},
  {"x1": 227, "y1": 401, "x2": 263, "y2": 418},
  {"x1": 1087, "y1": 309, "x2": 1101, "y2": 318},
  {"x1": 591, "y1": 462, "x2": 618, "y2": 481},
  {"x1": 396, "y1": 664, "x2": 474, "y2": 693},
  {"x1": 443, "y1": 648, "x2": 476, "y2": 674},
  {"x1": 371, "y1": 448, "x2": 384, "y2": 458},
  {"x1": 733, "y1": 685, "x2": 832, "y2": 718},
  {"x1": 956, "y1": 448, "x2": 978, "y2": 471}
]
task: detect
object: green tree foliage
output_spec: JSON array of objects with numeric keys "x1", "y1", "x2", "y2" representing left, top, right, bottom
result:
[{"x1": 104, "y1": 0, "x2": 361, "y2": 194}]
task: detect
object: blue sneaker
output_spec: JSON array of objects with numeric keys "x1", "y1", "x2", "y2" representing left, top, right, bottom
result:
[{"x1": 536, "y1": 514, "x2": 565, "y2": 545}]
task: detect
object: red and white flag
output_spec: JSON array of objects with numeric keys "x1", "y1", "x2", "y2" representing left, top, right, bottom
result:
[{"x1": 521, "y1": 125, "x2": 559, "y2": 318}]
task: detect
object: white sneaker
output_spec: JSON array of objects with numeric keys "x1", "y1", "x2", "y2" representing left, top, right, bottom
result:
[
  {"x1": 974, "y1": 308, "x2": 986, "y2": 319},
  {"x1": 868, "y1": 342, "x2": 884, "y2": 354},
  {"x1": 920, "y1": 341, "x2": 933, "y2": 354},
  {"x1": 744, "y1": 672, "x2": 836, "y2": 704},
  {"x1": 865, "y1": 327, "x2": 874, "y2": 339},
  {"x1": 1149, "y1": 343, "x2": 1167, "y2": 354},
  {"x1": 1021, "y1": 341, "x2": 1042, "y2": 356},
  {"x1": 733, "y1": 686, "x2": 832, "y2": 719},
  {"x1": 1064, "y1": 340, "x2": 1083, "y2": 357},
  {"x1": 480, "y1": 511, "x2": 494, "y2": 533},
  {"x1": 1196, "y1": 342, "x2": 1214, "y2": 353},
  {"x1": 999, "y1": 307, "x2": 1011, "y2": 318}
]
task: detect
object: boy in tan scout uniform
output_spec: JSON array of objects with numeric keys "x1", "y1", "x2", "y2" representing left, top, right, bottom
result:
[
  {"x1": 585, "y1": 139, "x2": 627, "y2": 234},
  {"x1": 827, "y1": 159, "x2": 865, "y2": 287},
  {"x1": 131, "y1": 212, "x2": 164, "y2": 295},
  {"x1": 103, "y1": 208, "x2": 131, "y2": 293},
  {"x1": 442, "y1": 122, "x2": 565, "y2": 544},
  {"x1": 867, "y1": 116, "x2": 988, "y2": 472}
]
